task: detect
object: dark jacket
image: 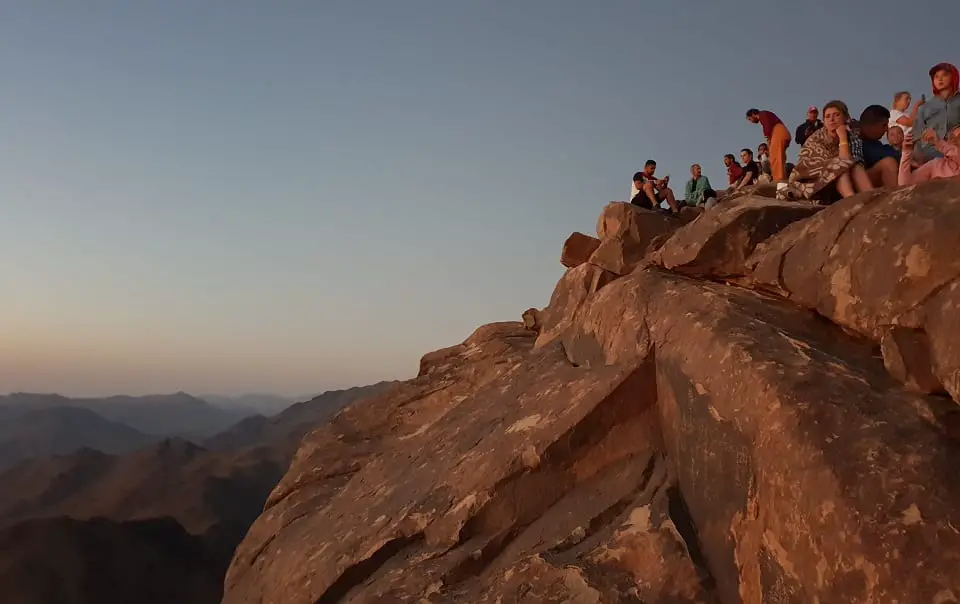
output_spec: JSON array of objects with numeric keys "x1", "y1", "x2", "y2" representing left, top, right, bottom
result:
[{"x1": 795, "y1": 119, "x2": 824, "y2": 146}]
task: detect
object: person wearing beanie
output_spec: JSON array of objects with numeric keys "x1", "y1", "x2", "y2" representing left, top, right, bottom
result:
[{"x1": 914, "y1": 62, "x2": 960, "y2": 162}]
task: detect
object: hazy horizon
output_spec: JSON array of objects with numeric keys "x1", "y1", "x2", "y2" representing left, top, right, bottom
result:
[{"x1": 2, "y1": 1, "x2": 957, "y2": 396}]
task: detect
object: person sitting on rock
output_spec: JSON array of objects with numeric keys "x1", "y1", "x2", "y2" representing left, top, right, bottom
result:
[
  {"x1": 746, "y1": 108, "x2": 791, "y2": 181},
  {"x1": 914, "y1": 62, "x2": 960, "y2": 163},
  {"x1": 858, "y1": 104, "x2": 900, "y2": 188},
  {"x1": 898, "y1": 126, "x2": 960, "y2": 185},
  {"x1": 757, "y1": 143, "x2": 772, "y2": 178},
  {"x1": 777, "y1": 100, "x2": 873, "y2": 203},
  {"x1": 889, "y1": 91, "x2": 920, "y2": 138},
  {"x1": 632, "y1": 160, "x2": 679, "y2": 213},
  {"x1": 732, "y1": 149, "x2": 760, "y2": 190},
  {"x1": 795, "y1": 106, "x2": 824, "y2": 146},
  {"x1": 684, "y1": 164, "x2": 715, "y2": 207},
  {"x1": 723, "y1": 153, "x2": 743, "y2": 189},
  {"x1": 888, "y1": 125, "x2": 905, "y2": 153}
]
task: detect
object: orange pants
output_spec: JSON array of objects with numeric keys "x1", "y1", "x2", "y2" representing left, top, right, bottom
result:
[{"x1": 769, "y1": 123, "x2": 790, "y2": 181}]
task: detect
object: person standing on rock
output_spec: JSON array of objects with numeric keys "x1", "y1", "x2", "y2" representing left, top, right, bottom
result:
[
  {"x1": 795, "y1": 106, "x2": 824, "y2": 146},
  {"x1": 914, "y1": 63, "x2": 960, "y2": 163},
  {"x1": 684, "y1": 164, "x2": 715, "y2": 207},
  {"x1": 633, "y1": 160, "x2": 679, "y2": 213},
  {"x1": 777, "y1": 100, "x2": 873, "y2": 203},
  {"x1": 746, "y1": 108, "x2": 791, "y2": 181}
]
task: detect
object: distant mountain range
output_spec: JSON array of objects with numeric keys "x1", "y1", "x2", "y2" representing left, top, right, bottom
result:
[
  {"x1": 0, "y1": 381, "x2": 396, "y2": 603},
  {"x1": 0, "y1": 392, "x2": 251, "y2": 439},
  {"x1": 0, "y1": 406, "x2": 159, "y2": 469}
]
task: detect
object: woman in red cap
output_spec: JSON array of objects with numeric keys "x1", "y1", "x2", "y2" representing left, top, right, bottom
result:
[{"x1": 914, "y1": 62, "x2": 960, "y2": 162}]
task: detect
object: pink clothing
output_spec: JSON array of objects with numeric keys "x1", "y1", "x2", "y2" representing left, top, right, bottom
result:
[{"x1": 899, "y1": 138, "x2": 960, "y2": 185}]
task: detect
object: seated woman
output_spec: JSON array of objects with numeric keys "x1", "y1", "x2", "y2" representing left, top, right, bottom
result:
[
  {"x1": 899, "y1": 126, "x2": 960, "y2": 185},
  {"x1": 777, "y1": 100, "x2": 874, "y2": 203}
]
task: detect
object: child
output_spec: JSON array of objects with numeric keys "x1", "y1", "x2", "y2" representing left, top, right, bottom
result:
[
  {"x1": 898, "y1": 126, "x2": 960, "y2": 185},
  {"x1": 889, "y1": 91, "x2": 919, "y2": 137}
]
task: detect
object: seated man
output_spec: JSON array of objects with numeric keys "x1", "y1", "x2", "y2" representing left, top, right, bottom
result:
[
  {"x1": 684, "y1": 163, "x2": 715, "y2": 206},
  {"x1": 631, "y1": 160, "x2": 679, "y2": 213},
  {"x1": 757, "y1": 142, "x2": 772, "y2": 176},
  {"x1": 723, "y1": 153, "x2": 743, "y2": 188},
  {"x1": 733, "y1": 148, "x2": 760, "y2": 190},
  {"x1": 858, "y1": 105, "x2": 900, "y2": 187}
]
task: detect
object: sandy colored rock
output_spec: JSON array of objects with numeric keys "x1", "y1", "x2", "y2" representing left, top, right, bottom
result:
[
  {"x1": 535, "y1": 263, "x2": 615, "y2": 349},
  {"x1": 652, "y1": 197, "x2": 820, "y2": 279},
  {"x1": 561, "y1": 232, "x2": 602, "y2": 269},
  {"x1": 880, "y1": 326, "x2": 943, "y2": 394},
  {"x1": 676, "y1": 205, "x2": 704, "y2": 224},
  {"x1": 521, "y1": 308, "x2": 542, "y2": 332},
  {"x1": 562, "y1": 268, "x2": 960, "y2": 603},
  {"x1": 590, "y1": 202, "x2": 680, "y2": 275}
]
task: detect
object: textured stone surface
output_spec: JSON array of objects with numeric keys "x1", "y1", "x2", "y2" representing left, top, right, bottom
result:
[
  {"x1": 561, "y1": 232, "x2": 603, "y2": 269},
  {"x1": 652, "y1": 197, "x2": 820, "y2": 279},
  {"x1": 590, "y1": 202, "x2": 680, "y2": 276},
  {"x1": 225, "y1": 181, "x2": 960, "y2": 604}
]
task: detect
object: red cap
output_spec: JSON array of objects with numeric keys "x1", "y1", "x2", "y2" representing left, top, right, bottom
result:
[{"x1": 808, "y1": 106, "x2": 818, "y2": 112}]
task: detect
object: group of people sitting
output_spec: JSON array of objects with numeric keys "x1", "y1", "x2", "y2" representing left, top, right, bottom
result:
[{"x1": 630, "y1": 62, "x2": 960, "y2": 212}]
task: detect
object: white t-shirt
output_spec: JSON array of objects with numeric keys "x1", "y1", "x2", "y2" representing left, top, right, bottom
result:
[{"x1": 889, "y1": 109, "x2": 912, "y2": 136}]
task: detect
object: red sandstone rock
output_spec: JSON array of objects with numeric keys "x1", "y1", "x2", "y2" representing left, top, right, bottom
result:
[
  {"x1": 560, "y1": 232, "x2": 602, "y2": 268},
  {"x1": 651, "y1": 196, "x2": 820, "y2": 279},
  {"x1": 535, "y1": 263, "x2": 615, "y2": 349},
  {"x1": 590, "y1": 202, "x2": 680, "y2": 275},
  {"x1": 880, "y1": 326, "x2": 944, "y2": 394}
]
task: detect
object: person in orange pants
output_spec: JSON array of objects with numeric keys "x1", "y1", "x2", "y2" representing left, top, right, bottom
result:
[{"x1": 746, "y1": 108, "x2": 791, "y2": 181}]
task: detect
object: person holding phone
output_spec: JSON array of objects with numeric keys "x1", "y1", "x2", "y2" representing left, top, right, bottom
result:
[{"x1": 635, "y1": 160, "x2": 679, "y2": 213}]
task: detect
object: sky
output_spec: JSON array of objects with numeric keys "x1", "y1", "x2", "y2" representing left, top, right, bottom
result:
[{"x1": 0, "y1": 0, "x2": 957, "y2": 396}]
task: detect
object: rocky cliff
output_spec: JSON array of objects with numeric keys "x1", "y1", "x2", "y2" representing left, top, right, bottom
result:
[{"x1": 224, "y1": 180, "x2": 960, "y2": 603}]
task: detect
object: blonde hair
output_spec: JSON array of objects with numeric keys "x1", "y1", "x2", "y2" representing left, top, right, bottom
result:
[{"x1": 894, "y1": 91, "x2": 911, "y2": 104}]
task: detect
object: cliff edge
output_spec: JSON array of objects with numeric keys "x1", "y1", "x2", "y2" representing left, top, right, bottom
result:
[{"x1": 224, "y1": 180, "x2": 960, "y2": 603}]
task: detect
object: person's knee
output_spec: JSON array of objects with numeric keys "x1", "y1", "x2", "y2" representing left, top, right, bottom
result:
[{"x1": 643, "y1": 182, "x2": 655, "y2": 192}]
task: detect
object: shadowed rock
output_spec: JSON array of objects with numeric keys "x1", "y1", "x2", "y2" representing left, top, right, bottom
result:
[
  {"x1": 535, "y1": 263, "x2": 616, "y2": 349},
  {"x1": 651, "y1": 197, "x2": 820, "y2": 279},
  {"x1": 561, "y1": 232, "x2": 602, "y2": 268}
]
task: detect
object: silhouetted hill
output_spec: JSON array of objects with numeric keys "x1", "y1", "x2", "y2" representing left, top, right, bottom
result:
[
  {"x1": 0, "y1": 392, "x2": 252, "y2": 438},
  {"x1": 205, "y1": 381, "x2": 397, "y2": 452},
  {"x1": 0, "y1": 406, "x2": 159, "y2": 469},
  {"x1": 0, "y1": 438, "x2": 285, "y2": 560},
  {"x1": 0, "y1": 516, "x2": 222, "y2": 604},
  {"x1": 200, "y1": 393, "x2": 301, "y2": 416}
]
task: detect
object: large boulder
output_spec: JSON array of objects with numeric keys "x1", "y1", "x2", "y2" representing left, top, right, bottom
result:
[
  {"x1": 223, "y1": 335, "x2": 715, "y2": 603},
  {"x1": 561, "y1": 232, "x2": 602, "y2": 269},
  {"x1": 747, "y1": 179, "x2": 960, "y2": 402},
  {"x1": 562, "y1": 268, "x2": 960, "y2": 603},
  {"x1": 589, "y1": 202, "x2": 680, "y2": 276},
  {"x1": 535, "y1": 263, "x2": 616, "y2": 349},
  {"x1": 651, "y1": 197, "x2": 820, "y2": 279}
]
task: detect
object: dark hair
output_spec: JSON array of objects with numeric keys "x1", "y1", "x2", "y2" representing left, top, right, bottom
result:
[
  {"x1": 724, "y1": 153, "x2": 736, "y2": 162},
  {"x1": 632, "y1": 171, "x2": 645, "y2": 182},
  {"x1": 740, "y1": 148, "x2": 754, "y2": 157},
  {"x1": 822, "y1": 100, "x2": 850, "y2": 120},
  {"x1": 644, "y1": 159, "x2": 656, "y2": 167},
  {"x1": 746, "y1": 108, "x2": 760, "y2": 118},
  {"x1": 690, "y1": 163, "x2": 701, "y2": 170},
  {"x1": 859, "y1": 104, "x2": 891, "y2": 126}
]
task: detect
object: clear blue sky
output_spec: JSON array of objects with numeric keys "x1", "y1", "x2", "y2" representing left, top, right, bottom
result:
[{"x1": 0, "y1": 1, "x2": 956, "y2": 396}]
